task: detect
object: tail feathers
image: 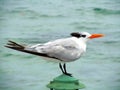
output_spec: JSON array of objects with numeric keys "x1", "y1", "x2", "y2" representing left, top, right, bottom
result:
[
  {"x1": 5, "y1": 40, "x2": 49, "y2": 57},
  {"x1": 5, "y1": 40, "x2": 59, "y2": 60},
  {"x1": 5, "y1": 40, "x2": 25, "y2": 50}
]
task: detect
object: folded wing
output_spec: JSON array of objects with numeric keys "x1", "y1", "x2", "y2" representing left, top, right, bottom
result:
[{"x1": 5, "y1": 38, "x2": 82, "y2": 62}]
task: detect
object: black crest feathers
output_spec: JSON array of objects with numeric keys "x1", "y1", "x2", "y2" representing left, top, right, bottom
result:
[{"x1": 71, "y1": 32, "x2": 81, "y2": 38}]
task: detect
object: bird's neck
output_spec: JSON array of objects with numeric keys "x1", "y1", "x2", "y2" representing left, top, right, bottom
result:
[
  {"x1": 79, "y1": 39, "x2": 87, "y2": 52},
  {"x1": 72, "y1": 37, "x2": 87, "y2": 52}
]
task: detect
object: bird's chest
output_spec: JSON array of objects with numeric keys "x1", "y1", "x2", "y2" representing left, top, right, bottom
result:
[{"x1": 75, "y1": 40, "x2": 86, "y2": 53}]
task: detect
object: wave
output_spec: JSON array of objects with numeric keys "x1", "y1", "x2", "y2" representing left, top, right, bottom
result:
[
  {"x1": 93, "y1": 8, "x2": 120, "y2": 15},
  {"x1": 75, "y1": 25, "x2": 98, "y2": 30},
  {"x1": 103, "y1": 41, "x2": 119, "y2": 45},
  {"x1": 10, "y1": 8, "x2": 65, "y2": 19}
]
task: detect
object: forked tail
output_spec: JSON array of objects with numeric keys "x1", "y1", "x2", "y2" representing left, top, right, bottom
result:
[
  {"x1": 5, "y1": 40, "x2": 56, "y2": 58},
  {"x1": 5, "y1": 40, "x2": 25, "y2": 51}
]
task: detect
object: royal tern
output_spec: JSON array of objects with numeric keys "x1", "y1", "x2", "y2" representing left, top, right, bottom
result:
[{"x1": 5, "y1": 32, "x2": 104, "y2": 76}]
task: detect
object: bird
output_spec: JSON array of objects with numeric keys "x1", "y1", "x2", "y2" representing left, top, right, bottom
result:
[{"x1": 5, "y1": 32, "x2": 104, "y2": 76}]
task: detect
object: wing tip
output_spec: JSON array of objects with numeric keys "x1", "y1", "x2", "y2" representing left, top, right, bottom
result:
[{"x1": 5, "y1": 40, "x2": 25, "y2": 49}]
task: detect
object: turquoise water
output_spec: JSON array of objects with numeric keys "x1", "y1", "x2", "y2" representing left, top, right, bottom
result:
[{"x1": 0, "y1": 0, "x2": 120, "y2": 90}]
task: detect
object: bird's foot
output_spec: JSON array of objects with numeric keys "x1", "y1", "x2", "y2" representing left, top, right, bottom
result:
[{"x1": 64, "y1": 72, "x2": 72, "y2": 77}]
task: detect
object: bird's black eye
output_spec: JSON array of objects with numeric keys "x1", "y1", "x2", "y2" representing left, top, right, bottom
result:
[
  {"x1": 81, "y1": 35, "x2": 86, "y2": 38},
  {"x1": 71, "y1": 32, "x2": 87, "y2": 38}
]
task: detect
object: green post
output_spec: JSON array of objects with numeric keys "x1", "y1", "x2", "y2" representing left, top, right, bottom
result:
[{"x1": 47, "y1": 74, "x2": 85, "y2": 90}]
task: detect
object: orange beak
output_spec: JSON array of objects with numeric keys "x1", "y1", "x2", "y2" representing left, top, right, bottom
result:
[{"x1": 89, "y1": 34, "x2": 104, "y2": 39}]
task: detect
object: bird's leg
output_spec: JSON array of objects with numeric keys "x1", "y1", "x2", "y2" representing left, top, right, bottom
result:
[
  {"x1": 63, "y1": 63, "x2": 72, "y2": 77},
  {"x1": 63, "y1": 63, "x2": 67, "y2": 73},
  {"x1": 59, "y1": 63, "x2": 72, "y2": 76},
  {"x1": 59, "y1": 63, "x2": 64, "y2": 74}
]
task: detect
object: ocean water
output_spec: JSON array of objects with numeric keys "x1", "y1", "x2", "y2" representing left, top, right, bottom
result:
[{"x1": 0, "y1": 0, "x2": 120, "y2": 90}]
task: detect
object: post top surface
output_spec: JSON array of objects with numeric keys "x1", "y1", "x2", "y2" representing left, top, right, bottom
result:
[{"x1": 54, "y1": 74, "x2": 78, "y2": 82}]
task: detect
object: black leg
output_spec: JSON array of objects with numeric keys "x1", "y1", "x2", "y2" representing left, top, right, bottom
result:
[
  {"x1": 59, "y1": 63, "x2": 64, "y2": 74},
  {"x1": 63, "y1": 63, "x2": 72, "y2": 77},
  {"x1": 63, "y1": 63, "x2": 67, "y2": 73}
]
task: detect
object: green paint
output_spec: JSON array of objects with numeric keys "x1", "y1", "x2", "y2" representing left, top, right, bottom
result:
[{"x1": 47, "y1": 74, "x2": 85, "y2": 90}]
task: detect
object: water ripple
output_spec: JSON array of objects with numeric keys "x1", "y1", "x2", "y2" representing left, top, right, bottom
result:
[
  {"x1": 93, "y1": 7, "x2": 120, "y2": 15},
  {"x1": 9, "y1": 9, "x2": 65, "y2": 19}
]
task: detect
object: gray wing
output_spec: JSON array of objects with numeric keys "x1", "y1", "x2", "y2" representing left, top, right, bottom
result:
[
  {"x1": 26, "y1": 38, "x2": 83, "y2": 62},
  {"x1": 5, "y1": 41, "x2": 55, "y2": 59}
]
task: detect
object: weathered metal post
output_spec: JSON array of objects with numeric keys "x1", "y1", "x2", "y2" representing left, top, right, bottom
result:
[{"x1": 47, "y1": 74, "x2": 85, "y2": 90}]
